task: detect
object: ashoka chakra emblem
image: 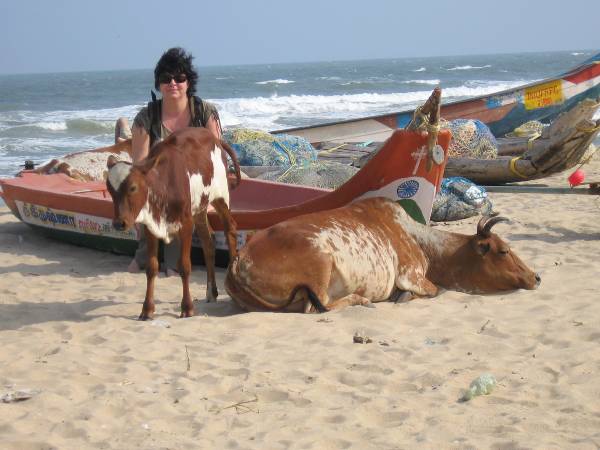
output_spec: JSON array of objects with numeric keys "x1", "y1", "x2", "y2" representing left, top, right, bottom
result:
[{"x1": 397, "y1": 180, "x2": 419, "y2": 198}]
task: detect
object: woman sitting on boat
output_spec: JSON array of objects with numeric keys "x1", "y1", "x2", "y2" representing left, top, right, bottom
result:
[{"x1": 128, "y1": 47, "x2": 223, "y2": 276}]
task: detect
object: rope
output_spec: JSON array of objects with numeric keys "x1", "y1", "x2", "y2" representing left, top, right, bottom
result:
[
  {"x1": 576, "y1": 123, "x2": 600, "y2": 134},
  {"x1": 317, "y1": 143, "x2": 347, "y2": 156},
  {"x1": 276, "y1": 165, "x2": 294, "y2": 182},
  {"x1": 427, "y1": 122, "x2": 441, "y2": 134},
  {"x1": 509, "y1": 157, "x2": 529, "y2": 179},
  {"x1": 574, "y1": 143, "x2": 599, "y2": 171},
  {"x1": 527, "y1": 132, "x2": 541, "y2": 151},
  {"x1": 276, "y1": 141, "x2": 297, "y2": 166},
  {"x1": 406, "y1": 106, "x2": 430, "y2": 131}
]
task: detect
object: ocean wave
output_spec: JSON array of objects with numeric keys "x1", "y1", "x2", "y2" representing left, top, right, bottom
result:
[
  {"x1": 0, "y1": 104, "x2": 140, "y2": 125},
  {"x1": 211, "y1": 80, "x2": 529, "y2": 130},
  {"x1": 413, "y1": 67, "x2": 426, "y2": 72},
  {"x1": 256, "y1": 79, "x2": 295, "y2": 85},
  {"x1": 447, "y1": 64, "x2": 492, "y2": 71},
  {"x1": 0, "y1": 119, "x2": 114, "y2": 138},
  {"x1": 0, "y1": 134, "x2": 112, "y2": 178},
  {"x1": 35, "y1": 122, "x2": 68, "y2": 131},
  {"x1": 401, "y1": 79, "x2": 440, "y2": 85},
  {"x1": 66, "y1": 118, "x2": 115, "y2": 134}
]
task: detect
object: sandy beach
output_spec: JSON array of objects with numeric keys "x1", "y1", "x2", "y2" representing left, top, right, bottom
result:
[{"x1": 2, "y1": 158, "x2": 600, "y2": 449}]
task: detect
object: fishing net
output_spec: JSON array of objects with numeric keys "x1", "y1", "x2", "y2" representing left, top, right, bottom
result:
[
  {"x1": 431, "y1": 176, "x2": 493, "y2": 222},
  {"x1": 441, "y1": 119, "x2": 498, "y2": 159},
  {"x1": 257, "y1": 160, "x2": 359, "y2": 190},
  {"x1": 47, "y1": 151, "x2": 132, "y2": 181},
  {"x1": 505, "y1": 120, "x2": 546, "y2": 138},
  {"x1": 223, "y1": 128, "x2": 317, "y2": 167}
]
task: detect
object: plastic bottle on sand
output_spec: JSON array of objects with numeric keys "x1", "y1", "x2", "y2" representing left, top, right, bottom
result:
[{"x1": 461, "y1": 374, "x2": 497, "y2": 402}]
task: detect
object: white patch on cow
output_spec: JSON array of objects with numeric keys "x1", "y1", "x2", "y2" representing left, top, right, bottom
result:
[
  {"x1": 188, "y1": 144, "x2": 230, "y2": 214},
  {"x1": 389, "y1": 202, "x2": 447, "y2": 257},
  {"x1": 135, "y1": 195, "x2": 181, "y2": 243},
  {"x1": 107, "y1": 162, "x2": 132, "y2": 191},
  {"x1": 309, "y1": 222, "x2": 398, "y2": 301},
  {"x1": 396, "y1": 265, "x2": 428, "y2": 295}
]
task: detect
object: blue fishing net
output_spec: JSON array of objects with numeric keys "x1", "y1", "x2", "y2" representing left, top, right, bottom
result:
[
  {"x1": 431, "y1": 177, "x2": 493, "y2": 222},
  {"x1": 223, "y1": 128, "x2": 318, "y2": 167}
]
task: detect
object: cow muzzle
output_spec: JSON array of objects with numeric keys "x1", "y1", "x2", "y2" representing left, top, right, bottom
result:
[{"x1": 112, "y1": 219, "x2": 127, "y2": 231}]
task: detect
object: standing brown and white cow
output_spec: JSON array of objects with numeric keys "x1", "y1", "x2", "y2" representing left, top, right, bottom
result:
[
  {"x1": 225, "y1": 197, "x2": 540, "y2": 313},
  {"x1": 106, "y1": 127, "x2": 241, "y2": 319}
]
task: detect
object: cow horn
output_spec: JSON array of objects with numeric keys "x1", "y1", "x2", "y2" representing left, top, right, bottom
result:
[{"x1": 477, "y1": 215, "x2": 510, "y2": 237}]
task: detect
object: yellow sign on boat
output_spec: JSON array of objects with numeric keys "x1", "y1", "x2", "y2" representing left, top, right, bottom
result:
[{"x1": 524, "y1": 80, "x2": 564, "y2": 110}]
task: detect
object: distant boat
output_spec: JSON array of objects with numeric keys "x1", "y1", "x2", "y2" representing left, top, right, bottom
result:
[
  {"x1": 274, "y1": 54, "x2": 600, "y2": 185},
  {"x1": 312, "y1": 97, "x2": 600, "y2": 185},
  {"x1": 275, "y1": 52, "x2": 600, "y2": 144}
]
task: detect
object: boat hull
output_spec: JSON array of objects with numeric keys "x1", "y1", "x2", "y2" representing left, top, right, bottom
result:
[{"x1": 1, "y1": 129, "x2": 451, "y2": 266}]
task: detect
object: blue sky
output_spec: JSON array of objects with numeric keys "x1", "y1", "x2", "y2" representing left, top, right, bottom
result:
[{"x1": 1, "y1": 0, "x2": 598, "y2": 74}]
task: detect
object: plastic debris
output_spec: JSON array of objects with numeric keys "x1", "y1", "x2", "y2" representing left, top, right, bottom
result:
[
  {"x1": 353, "y1": 332, "x2": 373, "y2": 344},
  {"x1": 150, "y1": 320, "x2": 171, "y2": 328},
  {"x1": 1, "y1": 389, "x2": 41, "y2": 403},
  {"x1": 460, "y1": 374, "x2": 497, "y2": 401},
  {"x1": 431, "y1": 177, "x2": 493, "y2": 222}
]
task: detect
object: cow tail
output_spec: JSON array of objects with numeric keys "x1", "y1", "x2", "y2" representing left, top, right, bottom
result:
[
  {"x1": 219, "y1": 139, "x2": 242, "y2": 189},
  {"x1": 296, "y1": 285, "x2": 329, "y2": 313}
]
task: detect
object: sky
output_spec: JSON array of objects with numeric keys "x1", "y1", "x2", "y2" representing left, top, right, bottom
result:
[{"x1": 1, "y1": 0, "x2": 599, "y2": 75}]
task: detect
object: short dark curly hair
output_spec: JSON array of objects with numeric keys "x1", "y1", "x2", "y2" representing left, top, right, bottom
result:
[{"x1": 154, "y1": 47, "x2": 198, "y2": 96}]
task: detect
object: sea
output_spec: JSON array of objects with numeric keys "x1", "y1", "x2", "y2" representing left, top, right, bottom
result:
[{"x1": 1, "y1": 50, "x2": 599, "y2": 181}]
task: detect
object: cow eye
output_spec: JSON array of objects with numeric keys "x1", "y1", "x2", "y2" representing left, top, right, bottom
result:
[
  {"x1": 129, "y1": 184, "x2": 138, "y2": 194},
  {"x1": 499, "y1": 248, "x2": 510, "y2": 255}
]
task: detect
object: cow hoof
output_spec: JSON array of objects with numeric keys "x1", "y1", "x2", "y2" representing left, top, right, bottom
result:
[
  {"x1": 363, "y1": 301, "x2": 376, "y2": 308},
  {"x1": 179, "y1": 310, "x2": 194, "y2": 318},
  {"x1": 138, "y1": 314, "x2": 154, "y2": 321}
]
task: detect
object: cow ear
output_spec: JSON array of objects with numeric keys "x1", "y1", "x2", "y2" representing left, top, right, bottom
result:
[
  {"x1": 142, "y1": 153, "x2": 164, "y2": 173},
  {"x1": 107, "y1": 155, "x2": 118, "y2": 169}
]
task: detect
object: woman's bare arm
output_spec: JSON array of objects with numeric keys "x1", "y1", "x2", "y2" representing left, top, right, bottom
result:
[
  {"x1": 131, "y1": 124, "x2": 151, "y2": 163},
  {"x1": 206, "y1": 115, "x2": 222, "y2": 140}
]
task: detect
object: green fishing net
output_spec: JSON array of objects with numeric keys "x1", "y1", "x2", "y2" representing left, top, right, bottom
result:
[{"x1": 257, "y1": 160, "x2": 359, "y2": 190}]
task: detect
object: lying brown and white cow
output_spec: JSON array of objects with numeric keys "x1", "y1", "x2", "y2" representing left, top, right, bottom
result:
[
  {"x1": 106, "y1": 127, "x2": 241, "y2": 319},
  {"x1": 225, "y1": 197, "x2": 540, "y2": 312}
]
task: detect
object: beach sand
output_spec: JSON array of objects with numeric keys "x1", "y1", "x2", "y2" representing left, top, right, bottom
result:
[{"x1": 2, "y1": 159, "x2": 600, "y2": 450}]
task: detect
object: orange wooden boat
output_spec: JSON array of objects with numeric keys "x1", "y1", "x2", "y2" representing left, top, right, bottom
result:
[{"x1": 0, "y1": 128, "x2": 450, "y2": 264}]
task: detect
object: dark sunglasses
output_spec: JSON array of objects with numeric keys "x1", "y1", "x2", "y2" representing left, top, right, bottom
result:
[{"x1": 158, "y1": 73, "x2": 188, "y2": 84}]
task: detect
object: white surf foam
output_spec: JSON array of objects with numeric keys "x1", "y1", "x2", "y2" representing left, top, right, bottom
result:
[
  {"x1": 256, "y1": 79, "x2": 295, "y2": 85},
  {"x1": 211, "y1": 80, "x2": 530, "y2": 131},
  {"x1": 401, "y1": 79, "x2": 440, "y2": 85},
  {"x1": 447, "y1": 64, "x2": 492, "y2": 71}
]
